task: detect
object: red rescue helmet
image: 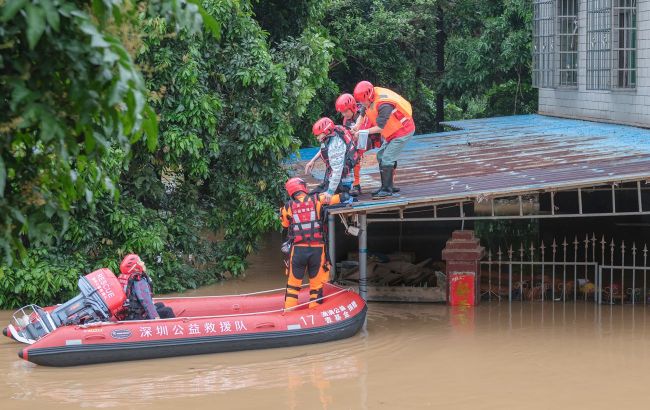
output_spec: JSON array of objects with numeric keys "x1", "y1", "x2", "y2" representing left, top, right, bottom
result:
[
  {"x1": 335, "y1": 93, "x2": 357, "y2": 114},
  {"x1": 312, "y1": 117, "x2": 335, "y2": 137},
  {"x1": 353, "y1": 80, "x2": 375, "y2": 104},
  {"x1": 285, "y1": 177, "x2": 307, "y2": 197},
  {"x1": 120, "y1": 254, "x2": 146, "y2": 275}
]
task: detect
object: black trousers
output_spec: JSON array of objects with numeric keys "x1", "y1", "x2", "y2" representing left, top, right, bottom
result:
[
  {"x1": 309, "y1": 178, "x2": 350, "y2": 195},
  {"x1": 285, "y1": 244, "x2": 329, "y2": 309}
]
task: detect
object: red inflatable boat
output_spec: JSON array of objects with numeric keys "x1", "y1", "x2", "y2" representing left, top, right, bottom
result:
[{"x1": 5, "y1": 269, "x2": 367, "y2": 367}]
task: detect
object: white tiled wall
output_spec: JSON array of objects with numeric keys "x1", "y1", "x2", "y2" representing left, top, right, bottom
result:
[{"x1": 538, "y1": 0, "x2": 650, "y2": 127}]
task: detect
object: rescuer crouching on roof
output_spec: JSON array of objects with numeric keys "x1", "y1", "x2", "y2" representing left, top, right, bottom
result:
[
  {"x1": 352, "y1": 81, "x2": 415, "y2": 199},
  {"x1": 306, "y1": 117, "x2": 359, "y2": 197},
  {"x1": 280, "y1": 177, "x2": 345, "y2": 309}
]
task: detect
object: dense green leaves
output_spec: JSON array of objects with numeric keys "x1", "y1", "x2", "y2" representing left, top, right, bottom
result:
[
  {"x1": 25, "y1": 3, "x2": 46, "y2": 49},
  {"x1": 0, "y1": 0, "x2": 537, "y2": 307},
  {"x1": 1, "y1": 1, "x2": 151, "y2": 264},
  {"x1": 441, "y1": 0, "x2": 535, "y2": 118},
  {"x1": 0, "y1": 0, "x2": 332, "y2": 307},
  {"x1": 135, "y1": 0, "x2": 332, "y2": 278},
  {"x1": 0, "y1": 0, "x2": 215, "y2": 267},
  {"x1": 0, "y1": 249, "x2": 85, "y2": 308},
  {"x1": 281, "y1": 0, "x2": 536, "y2": 138},
  {"x1": 2, "y1": 0, "x2": 28, "y2": 22},
  {"x1": 0, "y1": 157, "x2": 5, "y2": 198}
]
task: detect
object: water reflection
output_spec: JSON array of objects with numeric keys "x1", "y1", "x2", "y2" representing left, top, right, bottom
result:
[
  {"x1": 4, "y1": 345, "x2": 367, "y2": 408},
  {"x1": 449, "y1": 306, "x2": 475, "y2": 332},
  {"x1": 4, "y1": 301, "x2": 650, "y2": 409},
  {"x1": 4, "y1": 232, "x2": 650, "y2": 409}
]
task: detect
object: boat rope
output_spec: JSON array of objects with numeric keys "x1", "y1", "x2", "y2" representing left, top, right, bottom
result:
[
  {"x1": 153, "y1": 287, "x2": 287, "y2": 300},
  {"x1": 153, "y1": 282, "x2": 347, "y2": 301},
  {"x1": 83, "y1": 285, "x2": 355, "y2": 326}
]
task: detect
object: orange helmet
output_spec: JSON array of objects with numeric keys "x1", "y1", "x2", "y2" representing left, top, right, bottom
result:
[
  {"x1": 335, "y1": 93, "x2": 357, "y2": 114},
  {"x1": 285, "y1": 177, "x2": 307, "y2": 197},
  {"x1": 312, "y1": 117, "x2": 335, "y2": 137},
  {"x1": 353, "y1": 80, "x2": 375, "y2": 104},
  {"x1": 120, "y1": 254, "x2": 145, "y2": 275}
]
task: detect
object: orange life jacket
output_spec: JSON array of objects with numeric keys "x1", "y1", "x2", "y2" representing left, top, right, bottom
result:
[
  {"x1": 364, "y1": 87, "x2": 413, "y2": 139},
  {"x1": 117, "y1": 272, "x2": 130, "y2": 292},
  {"x1": 289, "y1": 195, "x2": 323, "y2": 244}
]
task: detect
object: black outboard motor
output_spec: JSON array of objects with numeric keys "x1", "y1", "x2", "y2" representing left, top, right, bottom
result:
[
  {"x1": 8, "y1": 268, "x2": 126, "y2": 344},
  {"x1": 50, "y1": 274, "x2": 119, "y2": 326}
]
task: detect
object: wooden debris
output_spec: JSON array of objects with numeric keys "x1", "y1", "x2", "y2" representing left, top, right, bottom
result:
[{"x1": 336, "y1": 255, "x2": 447, "y2": 302}]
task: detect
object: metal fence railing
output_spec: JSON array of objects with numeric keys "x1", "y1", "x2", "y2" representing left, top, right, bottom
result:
[{"x1": 480, "y1": 234, "x2": 649, "y2": 305}]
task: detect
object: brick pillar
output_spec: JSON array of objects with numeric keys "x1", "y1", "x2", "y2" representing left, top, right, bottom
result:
[{"x1": 441, "y1": 230, "x2": 485, "y2": 306}]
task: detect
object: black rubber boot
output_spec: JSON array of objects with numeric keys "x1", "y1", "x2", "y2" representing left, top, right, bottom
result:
[
  {"x1": 349, "y1": 185, "x2": 362, "y2": 197},
  {"x1": 372, "y1": 167, "x2": 386, "y2": 195},
  {"x1": 309, "y1": 180, "x2": 328, "y2": 195},
  {"x1": 372, "y1": 166, "x2": 394, "y2": 199},
  {"x1": 391, "y1": 162, "x2": 400, "y2": 193}
]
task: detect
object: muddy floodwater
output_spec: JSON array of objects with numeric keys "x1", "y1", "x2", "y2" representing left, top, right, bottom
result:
[{"x1": 2, "y1": 233, "x2": 650, "y2": 409}]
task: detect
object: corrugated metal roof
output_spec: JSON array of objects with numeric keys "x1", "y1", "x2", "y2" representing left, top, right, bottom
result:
[{"x1": 289, "y1": 114, "x2": 650, "y2": 215}]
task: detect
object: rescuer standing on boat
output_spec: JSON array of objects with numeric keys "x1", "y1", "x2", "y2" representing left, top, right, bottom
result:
[
  {"x1": 281, "y1": 177, "x2": 344, "y2": 309},
  {"x1": 116, "y1": 254, "x2": 174, "y2": 320},
  {"x1": 353, "y1": 80, "x2": 415, "y2": 199}
]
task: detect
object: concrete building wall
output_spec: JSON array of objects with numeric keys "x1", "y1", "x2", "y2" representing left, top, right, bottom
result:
[{"x1": 538, "y1": 0, "x2": 650, "y2": 127}]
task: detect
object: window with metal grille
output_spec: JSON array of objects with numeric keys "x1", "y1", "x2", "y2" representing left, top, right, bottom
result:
[
  {"x1": 533, "y1": 0, "x2": 556, "y2": 88},
  {"x1": 612, "y1": 0, "x2": 637, "y2": 89},
  {"x1": 586, "y1": 0, "x2": 611, "y2": 90},
  {"x1": 558, "y1": 0, "x2": 579, "y2": 87}
]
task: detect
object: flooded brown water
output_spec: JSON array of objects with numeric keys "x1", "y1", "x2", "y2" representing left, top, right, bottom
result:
[{"x1": 2, "y1": 233, "x2": 650, "y2": 409}]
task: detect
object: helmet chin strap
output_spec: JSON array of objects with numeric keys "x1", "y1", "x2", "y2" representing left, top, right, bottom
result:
[{"x1": 127, "y1": 258, "x2": 147, "y2": 274}]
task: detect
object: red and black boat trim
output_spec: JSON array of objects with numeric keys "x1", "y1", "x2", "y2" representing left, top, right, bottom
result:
[
  {"x1": 19, "y1": 306, "x2": 366, "y2": 367},
  {"x1": 9, "y1": 283, "x2": 367, "y2": 367}
]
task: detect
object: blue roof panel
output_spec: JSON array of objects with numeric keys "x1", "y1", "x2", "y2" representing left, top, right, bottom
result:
[{"x1": 290, "y1": 115, "x2": 650, "y2": 214}]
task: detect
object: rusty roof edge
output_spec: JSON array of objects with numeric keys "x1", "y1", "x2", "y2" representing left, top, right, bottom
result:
[{"x1": 330, "y1": 172, "x2": 650, "y2": 215}]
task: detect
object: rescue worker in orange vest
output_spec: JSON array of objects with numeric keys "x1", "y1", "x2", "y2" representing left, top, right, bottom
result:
[
  {"x1": 304, "y1": 117, "x2": 358, "y2": 197},
  {"x1": 333, "y1": 93, "x2": 380, "y2": 196},
  {"x1": 115, "y1": 254, "x2": 175, "y2": 320},
  {"x1": 336, "y1": 93, "x2": 360, "y2": 130},
  {"x1": 353, "y1": 81, "x2": 415, "y2": 199},
  {"x1": 335, "y1": 94, "x2": 363, "y2": 196},
  {"x1": 305, "y1": 97, "x2": 368, "y2": 196},
  {"x1": 280, "y1": 177, "x2": 343, "y2": 309}
]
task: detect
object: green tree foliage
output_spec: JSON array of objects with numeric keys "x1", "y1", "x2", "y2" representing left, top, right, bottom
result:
[
  {"x1": 0, "y1": 0, "x2": 331, "y2": 308},
  {"x1": 134, "y1": 0, "x2": 333, "y2": 276},
  {"x1": 0, "y1": 0, "x2": 536, "y2": 308},
  {"x1": 289, "y1": 0, "x2": 536, "y2": 137},
  {"x1": 1, "y1": 0, "x2": 152, "y2": 265},
  {"x1": 328, "y1": 0, "x2": 439, "y2": 129},
  {"x1": 443, "y1": 0, "x2": 536, "y2": 119},
  {"x1": 0, "y1": 0, "x2": 219, "y2": 265}
]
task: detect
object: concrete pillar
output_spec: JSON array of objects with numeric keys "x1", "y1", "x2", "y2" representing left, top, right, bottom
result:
[
  {"x1": 328, "y1": 213, "x2": 336, "y2": 281},
  {"x1": 358, "y1": 213, "x2": 368, "y2": 302},
  {"x1": 441, "y1": 230, "x2": 485, "y2": 306}
]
